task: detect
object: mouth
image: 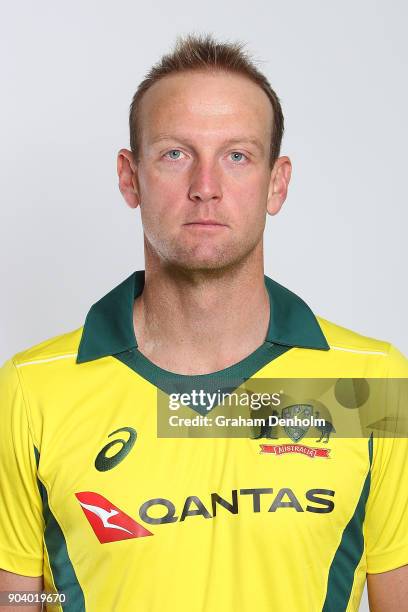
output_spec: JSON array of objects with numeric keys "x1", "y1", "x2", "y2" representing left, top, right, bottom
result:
[{"x1": 183, "y1": 220, "x2": 227, "y2": 228}]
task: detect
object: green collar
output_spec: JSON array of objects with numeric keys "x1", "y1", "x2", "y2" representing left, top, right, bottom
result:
[{"x1": 76, "y1": 270, "x2": 329, "y2": 364}]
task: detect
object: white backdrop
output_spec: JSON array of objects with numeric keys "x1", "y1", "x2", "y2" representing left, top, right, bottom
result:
[{"x1": 1, "y1": 3, "x2": 407, "y2": 608}]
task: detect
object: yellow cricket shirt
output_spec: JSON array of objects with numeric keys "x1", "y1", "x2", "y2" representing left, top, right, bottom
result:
[{"x1": 0, "y1": 270, "x2": 407, "y2": 611}]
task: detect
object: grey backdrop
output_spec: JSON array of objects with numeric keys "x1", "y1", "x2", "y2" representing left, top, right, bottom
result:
[{"x1": 1, "y1": 2, "x2": 407, "y2": 609}]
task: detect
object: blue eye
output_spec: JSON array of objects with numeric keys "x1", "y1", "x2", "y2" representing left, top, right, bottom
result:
[
  {"x1": 166, "y1": 149, "x2": 182, "y2": 160},
  {"x1": 231, "y1": 152, "x2": 246, "y2": 162}
]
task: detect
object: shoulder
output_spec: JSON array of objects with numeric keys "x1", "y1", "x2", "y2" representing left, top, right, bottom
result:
[
  {"x1": 317, "y1": 317, "x2": 390, "y2": 354},
  {"x1": 0, "y1": 328, "x2": 85, "y2": 437},
  {"x1": 316, "y1": 316, "x2": 408, "y2": 375},
  {"x1": 9, "y1": 326, "x2": 83, "y2": 369}
]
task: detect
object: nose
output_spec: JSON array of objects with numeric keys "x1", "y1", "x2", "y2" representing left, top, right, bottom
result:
[{"x1": 188, "y1": 160, "x2": 222, "y2": 204}]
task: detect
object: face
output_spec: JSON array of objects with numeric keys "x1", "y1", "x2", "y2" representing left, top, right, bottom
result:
[{"x1": 118, "y1": 70, "x2": 291, "y2": 272}]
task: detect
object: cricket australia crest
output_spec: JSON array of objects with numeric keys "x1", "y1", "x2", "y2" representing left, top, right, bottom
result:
[{"x1": 281, "y1": 404, "x2": 313, "y2": 442}]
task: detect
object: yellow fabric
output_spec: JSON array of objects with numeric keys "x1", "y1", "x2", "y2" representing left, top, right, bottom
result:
[{"x1": 0, "y1": 319, "x2": 407, "y2": 611}]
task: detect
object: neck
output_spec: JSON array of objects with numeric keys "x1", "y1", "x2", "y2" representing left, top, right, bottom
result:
[{"x1": 133, "y1": 252, "x2": 270, "y2": 375}]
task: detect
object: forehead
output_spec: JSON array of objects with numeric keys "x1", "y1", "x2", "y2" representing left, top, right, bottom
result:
[{"x1": 138, "y1": 70, "x2": 273, "y2": 147}]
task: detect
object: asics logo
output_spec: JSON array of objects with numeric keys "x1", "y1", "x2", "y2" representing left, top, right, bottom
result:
[{"x1": 95, "y1": 427, "x2": 137, "y2": 472}]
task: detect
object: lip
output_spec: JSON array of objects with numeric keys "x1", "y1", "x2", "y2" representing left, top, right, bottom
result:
[{"x1": 184, "y1": 220, "x2": 227, "y2": 227}]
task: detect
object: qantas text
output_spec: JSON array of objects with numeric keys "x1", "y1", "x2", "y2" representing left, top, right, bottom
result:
[{"x1": 138, "y1": 487, "x2": 335, "y2": 525}]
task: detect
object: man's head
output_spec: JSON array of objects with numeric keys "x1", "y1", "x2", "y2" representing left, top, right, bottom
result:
[{"x1": 118, "y1": 33, "x2": 292, "y2": 273}]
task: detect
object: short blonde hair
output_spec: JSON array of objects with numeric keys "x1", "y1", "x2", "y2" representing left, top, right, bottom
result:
[{"x1": 129, "y1": 33, "x2": 284, "y2": 169}]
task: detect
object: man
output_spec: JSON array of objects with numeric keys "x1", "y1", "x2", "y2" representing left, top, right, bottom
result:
[{"x1": 0, "y1": 33, "x2": 407, "y2": 612}]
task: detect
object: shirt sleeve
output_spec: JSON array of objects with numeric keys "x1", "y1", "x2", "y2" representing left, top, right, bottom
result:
[
  {"x1": 364, "y1": 344, "x2": 408, "y2": 574},
  {"x1": 0, "y1": 357, "x2": 44, "y2": 576}
]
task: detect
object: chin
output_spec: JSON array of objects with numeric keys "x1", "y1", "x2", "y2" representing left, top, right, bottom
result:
[
  {"x1": 167, "y1": 247, "x2": 252, "y2": 273},
  {"x1": 148, "y1": 233, "x2": 260, "y2": 273},
  {"x1": 176, "y1": 260, "x2": 231, "y2": 272}
]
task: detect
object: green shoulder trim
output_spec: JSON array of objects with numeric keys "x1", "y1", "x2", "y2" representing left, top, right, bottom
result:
[
  {"x1": 322, "y1": 433, "x2": 373, "y2": 611},
  {"x1": 34, "y1": 446, "x2": 85, "y2": 611}
]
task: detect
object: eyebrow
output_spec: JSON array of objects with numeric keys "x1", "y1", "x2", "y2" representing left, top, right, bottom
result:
[{"x1": 150, "y1": 134, "x2": 265, "y2": 154}]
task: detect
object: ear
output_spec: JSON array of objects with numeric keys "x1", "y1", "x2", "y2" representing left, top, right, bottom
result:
[
  {"x1": 266, "y1": 156, "x2": 292, "y2": 216},
  {"x1": 117, "y1": 149, "x2": 141, "y2": 209}
]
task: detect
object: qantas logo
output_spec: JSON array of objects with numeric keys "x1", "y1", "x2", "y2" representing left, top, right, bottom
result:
[
  {"x1": 75, "y1": 492, "x2": 153, "y2": 543},
  {"x1": 76, "y1": 487, "x2": 335, "y2": 543}
]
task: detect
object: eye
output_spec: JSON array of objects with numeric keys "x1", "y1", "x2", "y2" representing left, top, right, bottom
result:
[
  {"x1": 164, "y1": 149, "x2": 184, "y2": 160},
  {"x1": 230, "y1": 151, "x2": 247, "y2": 163}
]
